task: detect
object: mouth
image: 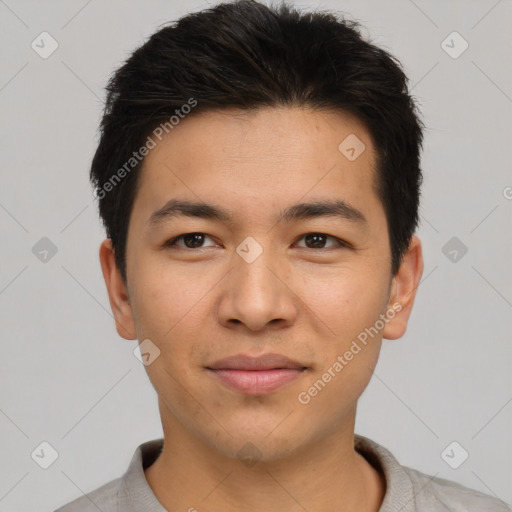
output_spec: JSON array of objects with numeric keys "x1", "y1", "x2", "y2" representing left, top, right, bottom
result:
[{"x1": 206, "y1": 353, "x2": 308, "y2": 395}]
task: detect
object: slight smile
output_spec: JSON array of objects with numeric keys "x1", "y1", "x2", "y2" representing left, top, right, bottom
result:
[{"x1": 206, "y1": 353, "x2": 309, "y2": 395}]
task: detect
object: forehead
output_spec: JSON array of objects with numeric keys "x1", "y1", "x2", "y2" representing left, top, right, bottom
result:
[{"x1": 132, "y1": 107, "x2": 382, "y2": 227}]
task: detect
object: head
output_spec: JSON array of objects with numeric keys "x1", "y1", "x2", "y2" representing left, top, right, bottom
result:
[{"x1": 97, "y1": 0, "x2": 424, "y2": 463}]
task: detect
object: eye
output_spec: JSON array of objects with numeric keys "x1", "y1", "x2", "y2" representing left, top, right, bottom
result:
[
  {"x1": 164, "y1": 232, "x2": 218, "y2": 249},
  {"x1": 163, "y1": 232, "x2": 350, "y2": 251},
  {"x1": 295, "y1": 233, "x2": 348, "y2": 250}
]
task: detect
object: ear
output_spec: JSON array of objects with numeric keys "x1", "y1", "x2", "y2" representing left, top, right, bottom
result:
[
  {"x1": 99, "y1": 238, "x2": 137, "y2": 340},
  {"x1": 382, "y1": 235, "x2": 424, "y2": 340}
]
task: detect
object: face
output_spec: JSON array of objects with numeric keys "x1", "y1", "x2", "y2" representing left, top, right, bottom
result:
[{"x1": 100, "y1": 107, "x2": 422, "y2": 462}]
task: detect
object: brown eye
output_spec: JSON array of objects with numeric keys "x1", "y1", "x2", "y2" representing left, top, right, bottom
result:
[
  {"x1": 296, "y1": 233, "x2": 344, "y2": 249},
  {"x1": 182, "y1": 233, "x2": 206, "y2": 248},
  {"x1": 164, "y1": 233, "x2": 217, "y2": 249}
]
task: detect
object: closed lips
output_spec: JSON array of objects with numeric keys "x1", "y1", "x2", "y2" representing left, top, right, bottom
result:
[
  {"x1": 206, "y1": 354, "x2": 308, "y2": 395},
  {"x1": 207, "y1": 353, "x2": 308, "y2": 371}
]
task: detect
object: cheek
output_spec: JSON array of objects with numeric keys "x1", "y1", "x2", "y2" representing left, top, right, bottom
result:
[
  {"x1": 297, "y1": 263, "x2": 389, "y2": 343},
  {"x1": 129, "y1": 257, "x2": 214, "y2": 340},
  {"x1": 129, "y1": 263, "x2": 218, "y2": 399},
  {"x1": 296, "y1": 270, "x2": 386, "y2": 419},
  {"x1": 295, "y1": 264, "x2": 388, "y2": 400},
  {"x1": 298, "y1": 338, "x2": 381, "y2": 429},
  {"x1": 130, "y1": 268, "x2": 209, "y2": 394}
]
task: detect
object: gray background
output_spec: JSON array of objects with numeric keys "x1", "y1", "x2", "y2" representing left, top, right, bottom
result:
[{"x1": 1, "y1": 0, "x2": 511, "y2": 510}]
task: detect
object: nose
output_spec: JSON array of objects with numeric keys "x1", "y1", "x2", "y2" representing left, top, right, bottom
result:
[{"x1": 216, "y1": 245, "x2": 299, "y2": 332}]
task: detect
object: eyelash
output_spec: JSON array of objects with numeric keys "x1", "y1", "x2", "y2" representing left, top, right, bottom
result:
[{"x1": 163, "y1": 232, "x2": 351, "y2": 251}]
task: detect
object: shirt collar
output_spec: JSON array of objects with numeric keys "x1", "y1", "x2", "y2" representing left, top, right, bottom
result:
[
  {"x1": 116, "y1": 434, "x2": 416, "y2": 512},
  {"x1": 117, "y1": 438, "x2": 167, "y2": 511},
  {"x1": 355, "y1": 434, "x2": 416, "y2": 511}
]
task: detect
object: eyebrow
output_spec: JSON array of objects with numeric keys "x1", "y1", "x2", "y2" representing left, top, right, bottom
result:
[{"x1": 146, "y1": 198, "x2": 367, "y2": 228}]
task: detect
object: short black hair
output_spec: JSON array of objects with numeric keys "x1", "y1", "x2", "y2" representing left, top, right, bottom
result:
[{"x1": 91, "y1": 0, "x2": 423, "y2": 282}]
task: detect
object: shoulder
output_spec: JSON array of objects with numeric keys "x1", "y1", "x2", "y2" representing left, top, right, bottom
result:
[
  {"x1": 403, "y1": 465, "x2": 511, "y2": 511},
  {"x1": 53, "y1": 477, "x2": 121, "y2": 512},
  {"x1": 354, "y1": 434, "x2": 511, "y2": 512},
  {"x1": 53, "y1": 438, "x2": 164, "y2": 512}
]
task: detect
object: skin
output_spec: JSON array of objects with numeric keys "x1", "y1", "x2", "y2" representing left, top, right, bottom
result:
[{"x1": 99, "y1": 106, "x2": 423, "y2": 512}]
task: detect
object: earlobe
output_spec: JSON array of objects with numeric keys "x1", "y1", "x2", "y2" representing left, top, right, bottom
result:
[
  {"x1": 382, "y1": 235, "x2": 424, "y2": 340},
  {"x1": 98, "y1": 238, "x2": 137, "y2": 340}
]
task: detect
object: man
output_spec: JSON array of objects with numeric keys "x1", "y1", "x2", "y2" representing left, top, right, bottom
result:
[{"x1": 55, "y1": 1, "x2": 511, "y2": 510}]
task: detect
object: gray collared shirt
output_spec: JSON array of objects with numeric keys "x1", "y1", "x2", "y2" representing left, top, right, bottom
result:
[{"x1": 54, "y1": 434, "x2": 511, "y2": 511}]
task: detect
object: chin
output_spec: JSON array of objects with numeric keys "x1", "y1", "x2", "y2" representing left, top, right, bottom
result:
[
  {"x1": 220, "y1": 436, "x2": 299, "y2": 464},
  {"x1": 198, "y1": 420, "x2": 309, "y2": 465}
]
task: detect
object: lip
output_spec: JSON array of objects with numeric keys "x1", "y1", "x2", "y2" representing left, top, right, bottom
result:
[
  {"x1": 208, "y1": 353, "x2": 306, "y2": 371},
  {"x1": 206, "y1": 353, "x2": 308, "y2": 395}
]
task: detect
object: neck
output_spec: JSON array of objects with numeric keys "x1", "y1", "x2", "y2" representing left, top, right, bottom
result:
[{"x1": 144, "y1": 407, "x2": 385, "y2": 512}]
